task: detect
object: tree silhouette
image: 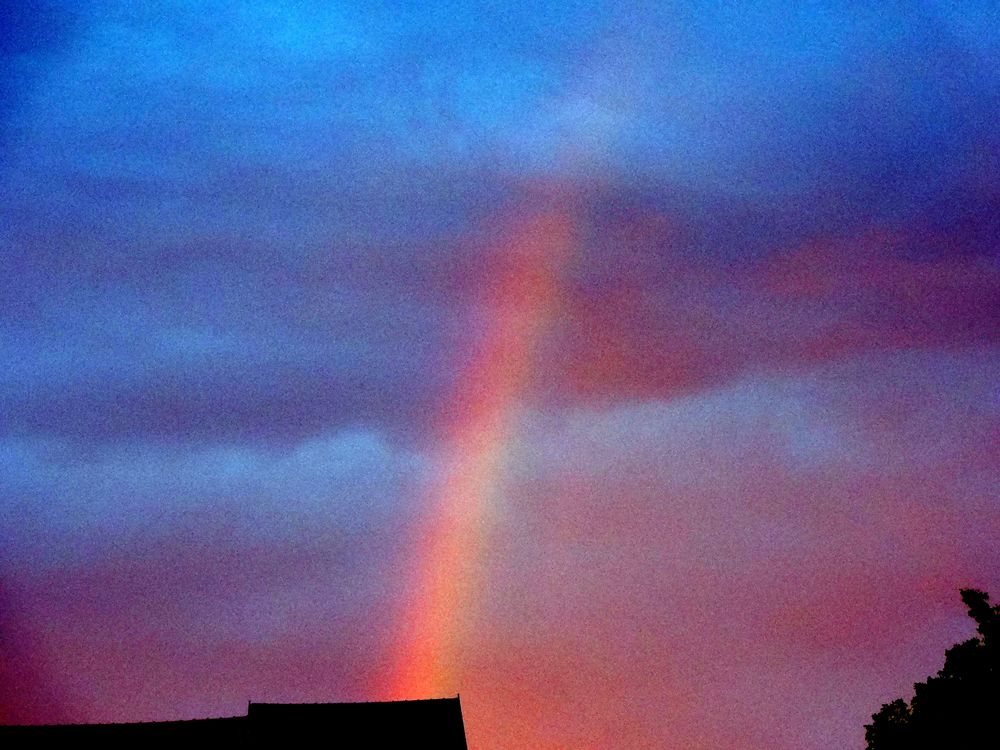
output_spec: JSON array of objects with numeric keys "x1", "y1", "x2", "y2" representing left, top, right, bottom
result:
[{"x1": 865, "y1": 589, "x2": 999, "y2": 749}]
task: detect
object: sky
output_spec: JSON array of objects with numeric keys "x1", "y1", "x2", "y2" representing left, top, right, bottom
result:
[{"x1": 1, "y1": 1, "x2": 999, "y2": 747}]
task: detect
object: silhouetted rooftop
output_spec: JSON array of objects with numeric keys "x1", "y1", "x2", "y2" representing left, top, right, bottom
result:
[{"x1": 0, "y1": 697, "x2": 469, "y2": 748}]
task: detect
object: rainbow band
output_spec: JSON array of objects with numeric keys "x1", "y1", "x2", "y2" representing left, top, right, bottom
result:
[{"x1": 386, "y1": 205, "x2": 574, "y2": 699}]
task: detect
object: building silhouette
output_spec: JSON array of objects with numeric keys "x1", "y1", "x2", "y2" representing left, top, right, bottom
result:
[{"x1": 0, "y1": 697, "x2": 469, "y2": 748}]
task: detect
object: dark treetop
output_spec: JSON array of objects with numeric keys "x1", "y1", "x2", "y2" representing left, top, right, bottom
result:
[{"x1": 865, "y1": 589, "x2": 999, "y2": 750}]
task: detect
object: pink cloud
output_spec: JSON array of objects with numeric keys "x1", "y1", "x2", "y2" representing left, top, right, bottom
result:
[{"x1": 538, "y1": 216, "x2": 1000, "y2": 402}]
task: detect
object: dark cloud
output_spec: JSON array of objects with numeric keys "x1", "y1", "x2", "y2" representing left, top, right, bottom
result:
[
  {"x1": 2, "y1": 1, "x2": 997, "y2": 450},
  {"x1": 3, "y1": 179, "x2": 998, "y2": 448}
]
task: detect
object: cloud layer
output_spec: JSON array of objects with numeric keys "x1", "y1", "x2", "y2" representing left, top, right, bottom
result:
[{"x1": 2, "y1": 2, "x2": 999, "y2": 748}]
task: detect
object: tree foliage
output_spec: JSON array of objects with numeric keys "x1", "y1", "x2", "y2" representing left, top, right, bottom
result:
[{"x1": 865, "y1": 589, "x2": 999, "y2": 749}]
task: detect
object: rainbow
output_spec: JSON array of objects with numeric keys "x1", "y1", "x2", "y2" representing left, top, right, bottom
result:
[{"x1": 384, "y1": 199, "x2": 575, "y2": 699}]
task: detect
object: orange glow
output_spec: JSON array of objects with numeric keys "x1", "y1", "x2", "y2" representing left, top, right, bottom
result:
[{"x1": 384, "y1": 206, "x2": 575, "y2": 700}]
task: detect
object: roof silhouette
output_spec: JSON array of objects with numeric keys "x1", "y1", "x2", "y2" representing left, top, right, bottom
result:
[{"x1": 0, "y1": 696, "x2": 469, "y2": 748}]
